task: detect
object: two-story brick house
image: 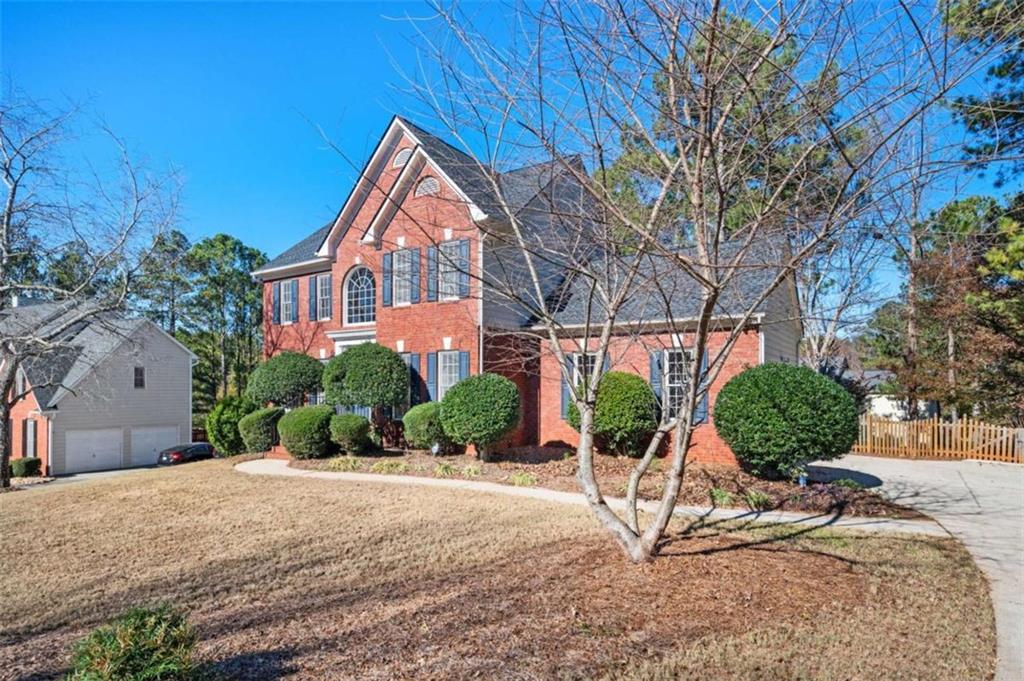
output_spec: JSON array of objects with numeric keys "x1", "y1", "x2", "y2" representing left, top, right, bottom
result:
[{"x1": 252, "y1": 116, "x2": 802, "y2": 465}]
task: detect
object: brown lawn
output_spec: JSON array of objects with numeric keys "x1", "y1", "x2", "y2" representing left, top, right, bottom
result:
[{"x1": 0, "y1": 457, "x2": 994, "y2": 680}]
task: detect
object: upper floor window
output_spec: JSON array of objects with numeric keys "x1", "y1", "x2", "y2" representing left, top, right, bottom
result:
[
  {"x1": 281, "y1": 279, "x2": 296, "y2": 323},
  {"x1": 392, "y1": 249, "x2": 414, "y2": 306},
  {"x1": 414, "y1": 176, "x2": 440, "y2": 197},
  {"x1": 134, "y1": 366, "x2": 146, "y2": 389},
  {"x1": 663, "y1": 348, "x2": 693, "y2": 416},
  {"x1": 345, "y1": 266, "x2": 376, "y2": 324},
  {"x1": 438, "y1": 241, "x2": 461, "y2": 299},
  {"x1": 393, "y1": 148, "x2": 413, "y2": 168},
  {"x1": 317, "y1": 274, "x2": 332, "y2": 320}
]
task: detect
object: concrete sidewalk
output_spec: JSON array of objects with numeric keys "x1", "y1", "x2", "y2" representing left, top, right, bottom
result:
[
  {"x1": 236, "y1": 458, "x2": 949, "y2": 536},
  {"x1": 813, "y1": 455, "x2": 1024, "y2": 681}
]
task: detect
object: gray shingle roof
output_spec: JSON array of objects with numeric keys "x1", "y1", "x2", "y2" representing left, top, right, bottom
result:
[{"x1": 254, "y1": 222, "x2": 332, "y2": 275}]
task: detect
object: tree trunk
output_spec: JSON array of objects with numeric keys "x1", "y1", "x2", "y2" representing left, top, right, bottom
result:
[
  {"x1": 0, "y1": 362, "x2": 17, "y2": 489},
  {"x1": 947, "y1": 324, "x2": 958, "y2": 422},
  {"x1": 905, "y1": 232, "x2": 921, "y2": 420}
]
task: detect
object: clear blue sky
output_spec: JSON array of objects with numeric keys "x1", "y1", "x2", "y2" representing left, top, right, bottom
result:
[{"x1": 1, "y1": 1, "x2": 511, "y2": 260}]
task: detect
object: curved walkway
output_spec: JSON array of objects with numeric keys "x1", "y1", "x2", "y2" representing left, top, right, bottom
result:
[
  {"x1": 813, "y1": 455, "x2": 1024, "y2": 681},
  {"x1": 236, "y1": 458, "x2": 948, "y2": 537}
]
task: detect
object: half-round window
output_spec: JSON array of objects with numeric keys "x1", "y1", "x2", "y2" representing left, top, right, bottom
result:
[
  {"x1": 415, "y1": 176, "x2": 440, "y2": 197},
  {"x1": 392, "y1": 148, "x2": 413, "y2": 168},
  {"x1": 344, "y1": 266, "x2": 376, "y2": 325}
]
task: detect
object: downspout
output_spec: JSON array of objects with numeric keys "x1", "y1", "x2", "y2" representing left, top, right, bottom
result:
[{"x1": 477, "y1": 232, "x2": 485, "y2": 374}]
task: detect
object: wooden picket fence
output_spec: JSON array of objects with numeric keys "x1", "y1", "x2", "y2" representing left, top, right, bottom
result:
[{"x1": 853, "y1": 414, "x2": 1023, "y2": 464}]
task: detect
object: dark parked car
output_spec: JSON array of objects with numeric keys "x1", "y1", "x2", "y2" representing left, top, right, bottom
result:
[{"x1": 157, "y1": 443, "x2": 216, "y2": 466}]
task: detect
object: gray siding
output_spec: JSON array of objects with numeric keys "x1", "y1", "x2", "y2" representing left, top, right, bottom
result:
[
  {"x1": 49, "y1": 323, "x2": 192, "y2": 474},
  {"x1": 759, "y1": 278, "x2": 801, "y2": 364}
]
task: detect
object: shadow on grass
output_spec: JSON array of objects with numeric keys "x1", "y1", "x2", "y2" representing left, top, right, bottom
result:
[{"x1": 197, "y1": 647, "x2": 300, "y2": 680}]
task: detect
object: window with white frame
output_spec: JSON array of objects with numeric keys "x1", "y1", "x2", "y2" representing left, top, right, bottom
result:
[
  {"x1": 392, "y1": 249, "x2": 413, "y2": 306},
  {"x1": 415, "y1": 176, "x2": 440, "y2": 197},
  {"x1": 281, "y1": 279, "x2": 296, "y2": 323},
  {"x1": 306, "y1": 390, "x2": 325, "y2": 405},
  {"x1": 664, "y1": 348, "x2": 693, "y2": 417},
  {"x1": 438, "y1": 350, "x2": 461, "y2": 401},
  {"x1": 317, "y1": 274, "x2": 332, "y2": 320},
  {"x1": 439, "y1": 240, "x2": 460, "y2": 299},
  {"x1": 345, "y1": 267, "x2": 375, "y2": 324},
  {"x1": 134, "y1": 366, "x2": 146, "y2": 389},
  {"x1": 573, "y1": 352, "x2": 598, "y2": 388},
  {"x1": 392, "y1": 148, "x2": 412, "y2": 168}
]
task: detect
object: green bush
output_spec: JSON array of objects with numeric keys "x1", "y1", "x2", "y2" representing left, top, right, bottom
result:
[
  {"x1": 567, "y1": 371, "x2": 658, "y2": 457},
  {"x1": 402, "y1": 402, "x2": 451, "y2": 451},
  {"x1": 714, "y1": 363, "x2": 858, "y2": 479},
  {"x1": 277, "y1": 405, "x2": 335, "y2": 459},
  {"x1": 11, "y1": 457, "x2": 41, "y2": 478},
  {"x1": 67, "y1": 604, "x2": 196, "y2": 680},
  {"x1": 206, "y1": 396, "x2": 258, "y2": 456},
  {"x1": 245, "y1": 351, "x2": 324, "y2": 408},
  {"x1": 323, "y1": 343, "x2": 408, "y2": 410},
  {"x1": 237, "y1": 407, "x2": 284, "y2": 453},
  {"x1": 440, "y1": 373, "x2": 520, "y2": 459},
  {"x1": 329, "y1": 413, "x2": 371, "y2": 454}
]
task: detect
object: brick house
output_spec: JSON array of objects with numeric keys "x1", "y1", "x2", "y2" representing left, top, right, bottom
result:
[{"x1": 252, "y1": 117, "x2": 801, "y2": 465}]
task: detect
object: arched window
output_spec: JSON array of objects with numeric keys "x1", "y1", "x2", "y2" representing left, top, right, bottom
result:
[
  {"x1": 414, "y1": 176, "x2": 440, "y2": 197},
  {"x1": 392, "y1": 148, "x2": 413, "y2": 168},
  {"x1": 344, "y1": 266, "x2": 376, "y2": 324}
]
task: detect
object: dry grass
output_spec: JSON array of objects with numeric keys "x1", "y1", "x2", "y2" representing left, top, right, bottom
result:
[{"x1": 0, "y1": 458, "x2": 994, "y2": 680}]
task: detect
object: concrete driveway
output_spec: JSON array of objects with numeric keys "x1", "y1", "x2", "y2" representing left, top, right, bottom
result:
[{"x1": 813, "y1": 454, "x2": 1024, "y2": 681}]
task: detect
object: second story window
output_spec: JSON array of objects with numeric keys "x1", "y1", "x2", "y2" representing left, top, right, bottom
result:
[
  {"x1": 281, "y1": 279, "x2": 296, "y2": 323},
  {"x1": 134, "y1": 366, "x2": 146, "y2": 389},
  {"x1": 439, "y1": 241, "x2": 461, "y2": 299},
  {"x1": 393, "y1": 249, "x2": 413, "y2": 306},
  {"x1": 317, "y1": 274, "x2": 332, "y2": 320},
  {"x1": 415, "y1": 176, "x2": 440, "y2": 197},
  {"x1": 345, "y1": 266, "x2": 376, "y2": 324}
]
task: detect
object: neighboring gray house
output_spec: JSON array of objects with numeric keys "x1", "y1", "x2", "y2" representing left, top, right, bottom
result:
[{"x1": 4, "y1": 300, "x2": 196, "y2": 475}]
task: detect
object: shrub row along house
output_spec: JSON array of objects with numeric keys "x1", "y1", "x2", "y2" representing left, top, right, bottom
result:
[{"x1": 252, "y1": 117, "x2": 801, "y2": 465}]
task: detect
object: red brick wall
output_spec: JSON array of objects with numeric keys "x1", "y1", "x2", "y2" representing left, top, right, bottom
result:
[
  {"x1": 8, "y1": 385, "x2": 50, "y2": 475},
  {"x1": 483, "y1": 332, "x2": 541, "y2": 447},
  {"x1": 536, "y1": 329, "x2": 761, "y2": 465}
]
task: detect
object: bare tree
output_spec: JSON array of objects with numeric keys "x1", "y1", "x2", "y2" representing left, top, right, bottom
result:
[{"x1": 0, "y1": 93, "x2": 179, "y2": 487}]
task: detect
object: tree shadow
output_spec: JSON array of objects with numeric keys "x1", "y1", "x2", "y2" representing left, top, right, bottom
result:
[
  {"x1": 807, "y1": 465, "x2": 883, "y2": 488},
  {"x1": 197, "y1": 647, "x2": 300, "y2": 680}
]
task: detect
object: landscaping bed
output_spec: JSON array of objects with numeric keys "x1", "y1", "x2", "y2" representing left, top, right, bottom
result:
[{"x1": 291, "y1": 447, "x2": 923, "y2": 519}]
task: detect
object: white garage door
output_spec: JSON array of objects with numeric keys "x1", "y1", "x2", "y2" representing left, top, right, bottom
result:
[
  {"x1": 64, "y1": 428, "x2": 123, "y2": 474},
  {"x1": 130, "y1": 426, "x2": 180, "y2": 466}
]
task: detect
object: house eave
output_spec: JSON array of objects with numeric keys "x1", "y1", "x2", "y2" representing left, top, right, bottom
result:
[{"x1": 251, "y1": 258, "x2": 332, "y2": 281}]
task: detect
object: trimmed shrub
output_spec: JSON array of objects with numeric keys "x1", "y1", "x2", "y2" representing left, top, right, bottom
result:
[
  {"x1": 567, "y1": 371, "x2": 658, "y2": 457},
  {"x1": 245, "y1": 351, "x2": 324, "y2": 408},
  {"x1": 714, "y1": 363, "x2": 858, "y2": 479},
  {"x1": 68, "y1": 604, "x2": 196, "y2": 680},
  {"x1": 440, "y1": 373, "x2": 520, "y2": 459},
  {"x1": 329, "y1": 413, "x2": 371, "y2": 454},
  {"x1": 277, "y1": 405, "x2": 335, "y2": 459},
  {"x1": 323, "y1": 343, "x2": 408, "y2": 410},
  {"x1": 401, "y1": 402, "x2": 451, "y2": 451},
  {"x1": 206, "y1": 396, "x2": 258, "y2": 456},
  {"x1": 237, "y1": 407, "x2": 284, "y2": 453},
  {"x1": 11, "y1": 457, "x2": 41, "y2": 478}
]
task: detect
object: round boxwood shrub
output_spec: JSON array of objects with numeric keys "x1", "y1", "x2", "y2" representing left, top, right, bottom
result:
[
  {"x1": 237, "y1": 407, "x2": 284, "y2": 453},
  {"x1": 277, "y1": 405, "x2": 335, "y2": 459},
  {"x1": 10, "y1": 457, "x2": 42, "y2": 478},
  {"x1": 714, "y1": 363, "x2": 858, "y2": 479},
  {"x1": 330, "y1": 413, "x2": 371, "y2": 454},
  {"x1": 68, "y1": 604, "x2": 196, "y2": 680},
  {"x1": 440, "y1": 373, "x2": 520, "y2": 459},
  {"x1": 245, "y1": 351, "x2": 324, "y2": 408},
  {"x1": 206, "y1": 396, "x2": 258, "y2": 456},
  {"x1": 567, "y1": 371, "x2": 658, "y2": 457},
  {"x1": 323, "y1": 342, "x2": 407, "y2": 410},
  {"x1": 402, "y1": 402, "x2": 452, "y2": 452}
]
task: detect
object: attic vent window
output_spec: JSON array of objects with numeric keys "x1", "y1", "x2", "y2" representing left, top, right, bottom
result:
[
  {"x1": 415, "y1": 176, "x2": 440, "y2": 197},
  {"x1": 392, "y1": 148, "x2": 413, "y2": 168}
]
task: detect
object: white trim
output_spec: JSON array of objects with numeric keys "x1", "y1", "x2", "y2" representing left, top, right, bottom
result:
[
  {"x1": 342, "y1": 265, "x2": 376, "y2": 326},
  {"x1": 251, "y1": 257, "x2": 331, "y2": 278},
  {"x1": 326, "y1": 328, "x2": 378, "y2": 342},
  {"x1": 392, "y1": 147, "x2": 413, "y2": 167},
  {"x1": 396, "y1": 340, "x2": 405, "y2": 353},
  {"x1": 530, "y1": 313, "x2": 765, "y2": 333},
  {"x1": 758, "y1": 326, "x2": 765, "y2": 364}
]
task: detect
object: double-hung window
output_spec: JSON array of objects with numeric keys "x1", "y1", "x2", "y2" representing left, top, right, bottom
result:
[
  {"x1": 437, "y1": 350, "x2": 461, "y2": 401},
  {"x1": 134, "y1": 367, "x2": 146, "y2": 389},
  {"x1": 663, "y1": 349, "x2": 693, "y2": 417},
  {"x1": 573, "y1": 352, "x2": 598, "y2": 389},
  {"x1": 317, "y1": 275, "x2": 332, "y2": 320},
  {"x1": 281, "y1": 279, "x2": 296, "y2": 322},
  {"x1": 438, "y1": 241, "x2": 461, "y2": 300},
  {"x1": 392, "y1": 249, "x2": 413, "y2": 306}
]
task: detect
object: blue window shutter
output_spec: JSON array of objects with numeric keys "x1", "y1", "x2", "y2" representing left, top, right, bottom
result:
[
  {"x1": 426, "y1": 245, "x2": 438, "y2": 301},
  {"x1": 649, "y1": 350, "x2": 663, "y2": 419},
  {"x1": 409, "y1": 353, "x2": 421, "y2": 405},
  {"x1": 382, "y1": 253, "x2": 393, "y2": 307},
  {"x1": 308, "y1": 276, "x2": 318, "y2": 321},
  {"x1": 324, "y1": 273, "x2": 333, "y2": 318},
  {"x1": 272, "y1": 282, "x2": 281, "y2": 324},
  {"x1": 410, "y1": 248, "x2": 421, "y2": 303},
  {"x1": 290, "y1": 280, "x2": 299, "y2": 322},
  {"x1": 561, "y1": 355, "x2": 573, "y2": 420},
  {"x1": 458, "y1": 351, "x2": 470, "y2": 380},
  {"x1": 426, "y1": 352, "x2": 437, "y2": 402},
  {"x1": 603, "y1": 354, "x2": 610, "y2": 373},
  {"x1": 457, "y1": 239, "x2": 470, "y2": 298},
  {"x1": 695, "y1": 351, "x2": 709, "y2": 424}
]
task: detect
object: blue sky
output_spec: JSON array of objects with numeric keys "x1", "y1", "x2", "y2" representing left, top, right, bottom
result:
[{"x1": 2, "y1": 1, "x2": 513, "y2": 260}]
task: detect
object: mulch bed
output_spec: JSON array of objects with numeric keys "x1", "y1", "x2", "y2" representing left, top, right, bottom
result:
[{"x1": 293, "y1": 447, "x2": 924, "y2": 520}]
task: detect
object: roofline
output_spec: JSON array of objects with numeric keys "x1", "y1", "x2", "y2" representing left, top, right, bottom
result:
[
  {"x1": 528, "y1": 313, "x2": 765, "y2": 333},
  {"x1": 251, "y1": 257, "x2": 332, "y2": 279}
]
